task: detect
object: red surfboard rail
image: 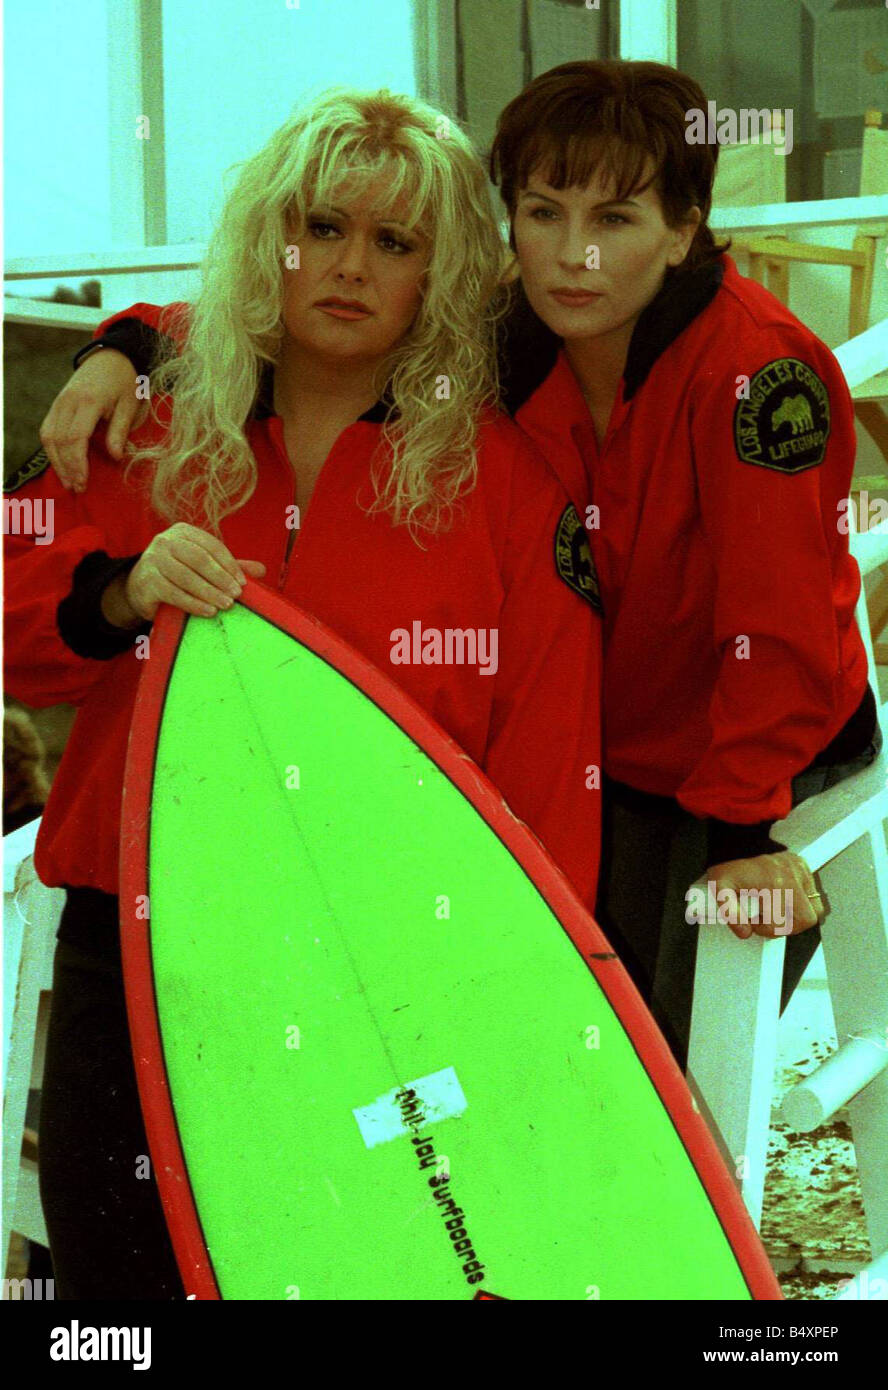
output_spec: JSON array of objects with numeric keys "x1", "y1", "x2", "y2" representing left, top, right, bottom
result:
[{"x1": 120, "y1": 579, "x2": 783, "y2": 1301}]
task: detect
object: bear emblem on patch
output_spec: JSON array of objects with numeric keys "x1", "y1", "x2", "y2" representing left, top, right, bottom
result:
[
  {"x1": 554, "y1": 504, "x2": 601, "y2": 613},
  {"x1": 733, "y1": 358, "x2": 830, "y2": 473}
]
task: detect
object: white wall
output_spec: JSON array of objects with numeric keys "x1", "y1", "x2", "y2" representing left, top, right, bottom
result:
[
  {"x1": 3, "y1": 0, "x2": 112, "y2": 258},
  {"x1": 161, "y1": 0, "x2": 416, "y2": 245}
]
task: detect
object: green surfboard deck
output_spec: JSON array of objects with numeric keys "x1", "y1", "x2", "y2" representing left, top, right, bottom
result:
[{"x1": 129, "y1": 595, "x2": 762, "y2": 1301}]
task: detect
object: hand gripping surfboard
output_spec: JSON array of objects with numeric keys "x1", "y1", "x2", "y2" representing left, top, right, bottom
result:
[{"x1": 120, "y1": 581, "x2": 782, "y2": 1301}]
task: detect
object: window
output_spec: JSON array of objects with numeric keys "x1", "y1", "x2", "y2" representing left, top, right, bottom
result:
[
  {"x1": 3, "y1": 0, "x2": 112, "y2": 259},
  {"x1": 4, "y1": 0, "x2": 417, "y2": 264},
  {"x1": 161, "y1": 0, "x2": 416, "y2": 244},
  {"x1": 677, "y1": 0, "x2": 888, "y2": 202}
]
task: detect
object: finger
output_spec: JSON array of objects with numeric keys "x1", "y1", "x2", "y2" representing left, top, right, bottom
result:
[
  {"x1": 714, "y1": 889, "x2": 754, "y2": 939},
  {"x1": 106, "y1": 395, "x2": 140, "y2": 459},
  {"x1": 40, "y1": 407, "x2": 78, "y2": 489},
  {"x1": 152, "y1": 578, "x2": 221, "y2": 618},
  {"x1": 784, "y1": 853, "x2": 825, "y2": 930},
  {"x1": 792, "y1": 882, "x2": 824, "y2": 929},
  {"x1": 154, "y1": 554, "x2": 241, "y2": 610},
  {"x1": 56, "y1": 401, "x2": 105, "y2": 489},
  {"x1": 779, "y1": 885, "x2": 819, "y2": 937},
  {"x1": 238, "y1": 560, "x2": 267, "y2": 577},
  {"x1": 739, "y1": 882, "x2": 799, "y2": 938},
  {"x1": 178, "y1": 529, "x2": 247, "y2": 586},
  {"x1": 785, "y1": 851, "x2": 818, "y2": 898},
  {"x1": 750, "y1": 919, "x2": 785, "y2": 939},
  {"x1": 804, "y1": 877, "x2": 827, "y2": 926},
  {"x1": 727, "y1": 918, "x2": 754, "y2": 941},
  {"x1": 739, "y1": 889, "x2": 762, "y2": 928},
  {"x1": 165, "y1": 537, "x2": 245, "y2": 596}
]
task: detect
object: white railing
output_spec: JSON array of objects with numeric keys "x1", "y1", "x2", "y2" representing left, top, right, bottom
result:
[
  {"x1": 4, "y1": 244, "x2": 205, "y2": 280},
  {"x1": 2, "y1": 297, "x2": 104, "y2": 331},
  {"x1": 711, "y1": 194, "x2": 888, "y2": 234},
  {"x1": 3, "y1": 244, "x2": 205, "y2": 331},
  {"x1": 834, "y1": 317, "x2": 888, "y2": 391}
]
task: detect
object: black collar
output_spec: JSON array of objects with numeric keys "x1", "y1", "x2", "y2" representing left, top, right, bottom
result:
[
  {"x1": 622, "y1": 256, "x2": 724, "y2": 399},
  {"x1": 251, "y1": 362, "x2": 393, "y2": 424},
  {"x1": 500, "y1": 255, "x2": 726, "y2": 414}
]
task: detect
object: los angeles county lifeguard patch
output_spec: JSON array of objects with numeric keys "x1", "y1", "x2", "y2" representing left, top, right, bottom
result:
[
  {"x1": 554, "y1": 504, "x2": 602, "y2": 613},
  {"x1": 733, "y1": 358, "x2": 830, "y2": 474}
]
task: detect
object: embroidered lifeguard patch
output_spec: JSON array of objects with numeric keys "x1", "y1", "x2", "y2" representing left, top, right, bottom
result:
[
  {"x1": 554, "y1": 504, "x2": 601, "y2": 612},
  {"x1": 4, "y1": 446, "x2": 51, "y2": 493},
  {"x1": 733, "y1": 358, "x2": 830, "y2": 473}
]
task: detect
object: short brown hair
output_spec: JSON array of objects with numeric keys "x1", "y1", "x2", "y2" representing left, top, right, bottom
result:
[{"x1": 490, "y1": 60, "x2": 728, "y2": 275}]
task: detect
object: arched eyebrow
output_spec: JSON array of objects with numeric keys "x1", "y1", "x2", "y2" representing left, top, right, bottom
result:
[
  {"x1": 312, "y1": 205, "x2": 427, "y2": 241},
  {"x1": 377, "y1": 218, "x2": 424, "y2": 236},
  {"x1": 519, "y1": 188, "x2": 641, "y2": 211}
]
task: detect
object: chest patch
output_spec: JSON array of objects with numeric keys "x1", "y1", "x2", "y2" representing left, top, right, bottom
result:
[
  {"x1": 554, "y1": 504, "x2": 601, "y2": 613},
  {"x1": 733, "y1": 358, "x2": 830, "y2": 473},
  {"x1": 4, "y1": 446, "x2": 51, "y2": 494}
]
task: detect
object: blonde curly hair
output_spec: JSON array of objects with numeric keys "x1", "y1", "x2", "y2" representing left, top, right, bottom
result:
[{"x1": 129, "y1": 88, "x2": 508, "y2": 538}]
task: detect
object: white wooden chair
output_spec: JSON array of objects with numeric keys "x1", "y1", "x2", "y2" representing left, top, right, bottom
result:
[
  {"x1": 2, "y1": 818, "x2": 62, "y2": 1285},
  {"x1": 718, "y1": 110, "x2": 888, "y2": 474},
  {"x1": 688, "y1": 515, "x2": 888, "y2": 1298}
]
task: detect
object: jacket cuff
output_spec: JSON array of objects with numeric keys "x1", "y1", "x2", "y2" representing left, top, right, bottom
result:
[
  {"x1": 73, "y1": 317, "x2": 164, "y2": 380},
  {"x1": 707, "y1": 817, "x2": 786, "y2": 866},
  {"x1": 57, "y1": 550, "x2": 152, "y2": 659}
]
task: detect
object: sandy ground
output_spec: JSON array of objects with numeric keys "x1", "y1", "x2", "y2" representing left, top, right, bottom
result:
[{"x1": 762, "y1": 989, "x2": 871, "y2": 1300}]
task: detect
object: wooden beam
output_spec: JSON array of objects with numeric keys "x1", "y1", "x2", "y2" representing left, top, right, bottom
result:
[
  {"x1": 857, "y1": 403, "x2": 888, "y2": 460},
  {"x1": 730, "y1": 237, "x2": 868, "y2": 268}
]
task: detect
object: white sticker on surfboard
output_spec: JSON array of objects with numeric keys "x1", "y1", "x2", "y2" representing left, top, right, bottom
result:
[{"x1": 353, "y1": 1066, "x2": 468, "y2": 1149}]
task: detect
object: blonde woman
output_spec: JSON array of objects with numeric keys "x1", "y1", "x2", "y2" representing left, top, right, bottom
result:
[
  {"x1": 4, "y1": 89, "x2": 602, "y2": 1299},
  {"x1": 37, "y1": 70, "x2": 841, "y2": 1078}
]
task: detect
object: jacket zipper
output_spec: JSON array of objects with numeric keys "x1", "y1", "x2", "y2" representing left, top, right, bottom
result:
[{"x1": 277, "y1": 487, "x2": 299, "y2": 590}]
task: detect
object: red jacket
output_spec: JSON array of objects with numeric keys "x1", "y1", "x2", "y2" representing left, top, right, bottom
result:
[
  {"x1": 515, "y1": 255, "x2": 868, "y2": 829},
  {"x1": 4, "y1": 396, "x2": 603, "y2": 906}
]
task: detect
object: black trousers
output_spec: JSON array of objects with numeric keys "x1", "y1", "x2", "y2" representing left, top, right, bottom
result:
[
  {"x1": 38, "y1": 887, "x2": 184, "y2": 1300},
  {"x1": 595, "y1": 727, "x2": 883, "y2": 1074}
]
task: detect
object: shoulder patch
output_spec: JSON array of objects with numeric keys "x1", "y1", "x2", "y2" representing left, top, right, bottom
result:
[
  {"x1": 733, "y1": 358, "x2": 830, "y2": 473},
  {"x1": 4, "y1": 446, "x2": 51, "y2": 494},
  {"x1": 554, "y1": 504, "x2": 601, "y2": 613}
]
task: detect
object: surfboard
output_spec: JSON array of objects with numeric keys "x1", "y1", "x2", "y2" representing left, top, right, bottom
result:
[{"x1": 120, "y1": 581, "x2": 781, "y2": 1301}]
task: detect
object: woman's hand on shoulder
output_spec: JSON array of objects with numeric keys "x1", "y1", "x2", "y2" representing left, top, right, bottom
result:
[
  {"x1": 102, "y1": 524, "x2": 266, "y2": 627},
  {"x1": 40, "y1": 348, "x2": 146, "y2": 493}
]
